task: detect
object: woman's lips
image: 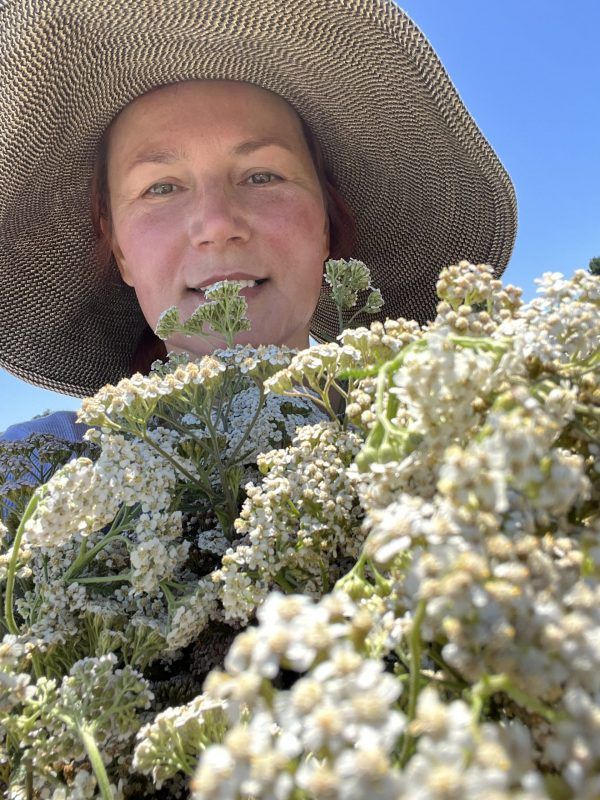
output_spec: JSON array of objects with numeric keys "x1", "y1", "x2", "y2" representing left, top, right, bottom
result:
[
  {"x1": 238, "y1": 280, "x2": 268, "y2": 300},
  {"x1": 187, "y1": 278, "x2": 269, "y2": 302}
]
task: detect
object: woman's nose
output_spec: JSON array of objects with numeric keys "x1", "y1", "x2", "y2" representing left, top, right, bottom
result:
[{"x1": 187, "y1": 184, "x2": 250, "y2": 249}]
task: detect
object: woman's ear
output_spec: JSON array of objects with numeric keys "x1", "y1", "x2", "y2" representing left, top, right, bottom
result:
[{"x1": 100, "y1": 216, "x2": 133, "y2": 286}]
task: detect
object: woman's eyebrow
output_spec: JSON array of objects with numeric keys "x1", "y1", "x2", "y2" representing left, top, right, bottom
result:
[
  {"x1": 126, "y1": 147, "x2": 185, "y2": 172},
  {"x1": 127, "y1": 137, "x2": 295, "y2": 171},
  {"x1": 232, "y1": 137, "x2": 295, "y2": 156}
]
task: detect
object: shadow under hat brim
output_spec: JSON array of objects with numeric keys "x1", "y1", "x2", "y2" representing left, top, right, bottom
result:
[{"x1": 0, "y1": 0, "x2": 516, "y2": 397}]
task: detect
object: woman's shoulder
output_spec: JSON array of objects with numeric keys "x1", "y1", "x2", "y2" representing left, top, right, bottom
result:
[{"x1": 0, "y1": 410, "x2": 88, "y2": 443}]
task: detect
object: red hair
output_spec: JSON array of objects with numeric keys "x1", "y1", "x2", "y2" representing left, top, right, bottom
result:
[{"x1": 90, "y1": 110, "x2": 357, "y2": 375}]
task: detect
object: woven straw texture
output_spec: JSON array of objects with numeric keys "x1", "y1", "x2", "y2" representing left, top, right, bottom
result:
[{"x1": 0, "y1": 0, "x2": 517, "y2": 396}]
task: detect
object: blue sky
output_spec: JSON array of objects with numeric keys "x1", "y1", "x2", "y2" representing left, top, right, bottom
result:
[{"x1": 1, "y1": 0, "x2": 599, "y2": 431}]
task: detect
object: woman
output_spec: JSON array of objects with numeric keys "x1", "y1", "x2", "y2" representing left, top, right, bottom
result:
[
  {"x1": 0, "y1": 0, "x2": 516, "y2": 442},
  {"x1": 94, "y1": 79, "x2": 353, "y2": 362}
]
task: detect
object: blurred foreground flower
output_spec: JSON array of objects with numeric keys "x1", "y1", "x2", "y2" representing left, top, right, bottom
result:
[{"x1": 0, "y1": 259, "x2": 598, "y2": 799}]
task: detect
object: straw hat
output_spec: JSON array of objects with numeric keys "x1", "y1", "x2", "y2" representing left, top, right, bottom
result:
[{"x1": 0, "y1": 0, "x2": 517, "y2": 396}]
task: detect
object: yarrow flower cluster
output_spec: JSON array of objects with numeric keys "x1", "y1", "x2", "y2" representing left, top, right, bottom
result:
[
  {"x1": 213, "y1": 421, "x2": 364, "y2": 623},
  {"x1": 1, "y1": 652, "x2": 152, "y2": 799},
  {"x1": 155, "y1": 280, "x2": 252, "y2": 346},
  {"x1": 0, "y1": 432, "x2": 98, "y2": 540},
  {"x1": 193, "y1": 592, "x2": 406, "y2": 800},
  {"x1": 132, "y1": 694, "x2": 228, "y2": 790},
  {"x1": 0, "y1": 258, "x2": 598, "y2": 799},
  {"x1": 191, "y1": 593, "x2": 549, "y2": 800}
]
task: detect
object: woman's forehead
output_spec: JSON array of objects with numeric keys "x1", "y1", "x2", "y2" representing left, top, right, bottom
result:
[
  {"x1": 104, "y1": 80, "x2": 316, "y2": 185},
  {"x1": 110, "y1": 80, "x2": 305, "y2": 145}
]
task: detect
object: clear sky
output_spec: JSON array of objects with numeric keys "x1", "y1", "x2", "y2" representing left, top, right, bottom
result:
[{"x1": 1, "y1": 0, "x2": 599, "y2": 431}]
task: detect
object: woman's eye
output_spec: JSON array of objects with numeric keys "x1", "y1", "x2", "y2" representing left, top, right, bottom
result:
[
  {"x1": 146, "y1": 182, "x2": 178, "y2": 196},
  {"x1": 246, "y1": 172, "x2": 279, "y2": 185}
]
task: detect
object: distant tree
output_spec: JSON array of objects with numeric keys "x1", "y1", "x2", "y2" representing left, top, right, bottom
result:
[
  {"x1": 589, "y1": 256, "x2": 600, "y2": 275},
  {"x1": 32, "y1": 408, "x2": 53, "y2": 420}
]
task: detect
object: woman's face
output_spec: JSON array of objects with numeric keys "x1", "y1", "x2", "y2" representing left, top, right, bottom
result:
[{"x1": 104, "y1": 80, "x2": 330, "y2": 355}]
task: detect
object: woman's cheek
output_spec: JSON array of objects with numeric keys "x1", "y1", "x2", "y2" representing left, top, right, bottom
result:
[
  {"x1": 120, "y1": 207, "x2": 183, "y2": 264},
  {"x1": 134, "y1": 201, "x2": 184, "y2": 238},
  {"x1": 251, "y1": 188, "x2": 326, "y2": 244}
]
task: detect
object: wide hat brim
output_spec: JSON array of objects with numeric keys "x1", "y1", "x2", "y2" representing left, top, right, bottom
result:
[{"x1": 0, "y1": 0, "x2": 516, "y2": 397}]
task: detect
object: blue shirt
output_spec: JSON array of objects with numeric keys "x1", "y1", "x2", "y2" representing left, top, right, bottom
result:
[{"x1": 0, "y1": 410, "x2": 88, "y2": 443}]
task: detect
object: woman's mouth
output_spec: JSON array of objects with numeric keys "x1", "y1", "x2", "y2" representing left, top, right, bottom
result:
[{"x1": 189, "y1": 278, "x2": 268, "y2": 298}]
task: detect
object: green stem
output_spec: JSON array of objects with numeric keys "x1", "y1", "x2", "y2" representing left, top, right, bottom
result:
[
  {"x1": 302, "y1": 374, "x2": 341, "y2": 422},
  {"x1": 349, "y1": 548, "x2": 369, "y2": 580},
  {"x1": 212, "y1": 381, "x2": 227, "y2": 431},
  {"x1": 279, "y1": 388, "x2": 339, "y2": 422},
  {"x1": 30, "y1": 651, "x2": 43, "y2": 680},
  {"x1": 78, "y1": 724, "x2": 113, "y2": 800},
  {"x1": 366, "y1": 558, "x2": 392, "y2": 594},
  {"x1": 448, "y1": 334, "x2": 510, "y2": 357},
  {"x1": 395, "y1": 671, "x2": 465, "y2": 692},
  {"x1": 470, "y1": 673, "x2": 559, "y2": 724},
  {"x1": 153, "y1": 413, "x2": 213, "y2": 458},
  {"x1": 399, "y1": 598, "x2": 426, "y2": 767},
  {"x1": 173, "y1": 733, "x2": 196, "y2": 776},
  {"x1": 319, "y1": 376, "x2": 341, "y2": 422},
  {"x1": 76, "y1": 536, "x2": 88, "y2": 562},
  {"x1": 273, "y1": 570, "x2": 297, "y2": 593},
  {"x1": 574, "y1": 402, "x2": 600, "y2": 420},
  {"x1": 345, "y1": 309, "x2": 360, "y2": 327},
  {"x1": 427, "y1": 648, "x2": 467, "y2": 686},
  {"x1": 4, "y1": 491, "x2": 41, "y2": 636},
  {"x1": 26, "y1": 764, "x2": 33, "y2": 800},
  {"x1": 160, "y1": 581, "x2": 177, "y2": 613},
  {"x1": 73, "y1": 573, "x2": 131, "y2": 585},
  {"x1": 330, "y1": 379, "x2": 349, "y2": 402},
  {"x1": 339, "y1": 376, "x2": 354, "y2": 430},
  {"x1": 227, "y1": 382, "x2": 266, "y2": 464},
  {"x1": 337, "y1": 305, "x2": 345, "y2": 336},
  {"x1": 371, "y1": 340, "x2": 427, "y2": 445},
  {"x1": 333, "y1": 548, "x2": 370, "y2": 596},
  {"x1": 571, "y1": 420, "x2": 599, "y2": 445},
  {"x1": 140, "y1": 432, "x2": 205, "y2": 491},
  {"x1": 62, "y1": 505, "x2": 138, "y2": 582},
  {"x1": 220, "y1": 373, "x2": 243, "y2": 431},
  {"x1": 63, "y1": 533, "x2": 117, "y2": 582},
  {"x1": 202, "y1": 415, "x2": 240, "y2": 530},
  {"x1": 346, "y1": 297, "x2": 380, "y2": 327}
]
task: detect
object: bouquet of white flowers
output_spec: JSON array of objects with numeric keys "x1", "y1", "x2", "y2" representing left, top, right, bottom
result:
[{"x1": 1, "y1": 260, "x2": 598, "y2": 800}]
